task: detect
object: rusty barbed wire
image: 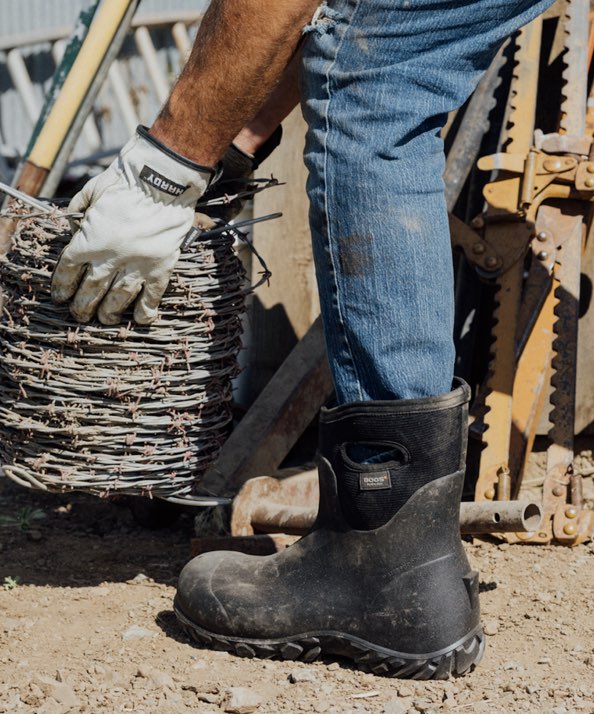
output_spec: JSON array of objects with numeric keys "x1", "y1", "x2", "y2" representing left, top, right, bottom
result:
[{"x1": 0, "y1": 209, "x2": 248, "y2": 499}]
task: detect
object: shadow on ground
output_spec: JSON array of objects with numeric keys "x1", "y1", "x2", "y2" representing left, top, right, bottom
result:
[{"x1": 0, "y1": 473, "x2": 196, "y2": 587}]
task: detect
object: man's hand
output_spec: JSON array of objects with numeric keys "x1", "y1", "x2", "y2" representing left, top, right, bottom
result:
[
  {"x1": 198, "y1": 125, "x2": 282, "y2": 225},
  {"x1": 51, "y1": 126, "x2": 214, "y2": 326}
]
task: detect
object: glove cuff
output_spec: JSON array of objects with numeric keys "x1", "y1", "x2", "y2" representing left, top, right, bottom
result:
[
  {"x1": 136, "y1": 126, "x2": 216, "y2": 177},
  {"x1": 117, "y1": 126, "x2": 215, "y2": 207}
]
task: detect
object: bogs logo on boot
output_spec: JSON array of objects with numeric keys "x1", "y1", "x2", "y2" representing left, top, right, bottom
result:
[{"x1": 359, "y1": 471, "x2": 392, "y2": 491}]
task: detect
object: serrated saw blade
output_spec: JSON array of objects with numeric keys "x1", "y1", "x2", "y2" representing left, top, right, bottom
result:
[
  {"x1": 559, "y1": 0, "x2": 589, "y2": 136},
  {"x1": 541, "y1": 214, "x2": 582, "y2": 542},
  {"x1": 504, "y1": 16, "x2": 543, "y2": 155},
  {"x1": 541, "y1": 0, "x2": 591, "y2": 543},
  {"x1": 474, "y1": 16, "x2": 543, "y2": 502}
]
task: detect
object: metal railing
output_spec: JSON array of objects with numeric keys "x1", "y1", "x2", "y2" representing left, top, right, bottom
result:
[{"x1": 0, "y1": 10, "x2": 200, "y2": 185}]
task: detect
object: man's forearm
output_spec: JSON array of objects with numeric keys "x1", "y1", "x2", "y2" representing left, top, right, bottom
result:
[
  {"x1": 151, "y1": 0, "x2": 318, "y2": 166},
  {"x1": 234, "y1": 51, "x2": 301, "y2": 156}
]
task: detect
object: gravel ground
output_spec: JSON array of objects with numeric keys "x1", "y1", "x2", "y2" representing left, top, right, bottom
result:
[{"x1": 0, "y1": 466, "x2": 593, "y2": 714}]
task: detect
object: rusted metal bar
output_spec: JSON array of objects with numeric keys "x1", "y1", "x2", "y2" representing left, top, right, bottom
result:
[
  {"x1": 230, "y1": 471, "x2": 543, "y2": 537},
  {"x1": 459, "y1": 500, "x2": 542, "y2": 534},
  {"x1": 252, "y1": 503, "x2": 318, "y2": 536},
  {"x1": 251, "y1": 499, "x2": 543, "y2": 535}
]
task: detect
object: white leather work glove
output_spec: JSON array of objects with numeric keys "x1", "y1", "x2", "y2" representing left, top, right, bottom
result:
[{"x1": 51, "y1": 126, "x2": 215, "y2": 325}]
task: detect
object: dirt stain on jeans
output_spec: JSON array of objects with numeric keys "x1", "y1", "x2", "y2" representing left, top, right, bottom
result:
[{"x1": 338, "y1": 233, "x2": 373, "y2": 277}]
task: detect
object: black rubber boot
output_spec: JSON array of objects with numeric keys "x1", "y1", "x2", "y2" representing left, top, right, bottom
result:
[{"x1": 174, "y1": 380, "x2": 484, "y2": 679}]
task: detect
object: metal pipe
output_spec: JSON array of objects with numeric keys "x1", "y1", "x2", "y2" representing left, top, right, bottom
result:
[
  {"x1": 252, "y1": 503, "x2": 318, "y2": 536},
  {"x1": 247, "y1": 498, "x2": 543, "y2": 536},
  {"x1": 107, "y1": 60, "x2": 140, "y2": 136},
  {"x1": 172, "y1": 21, "x2": 192, "y2": 60},
  {"x1": 0, "y1": 180, "x2": 54, "y2": 213},
  {"x1": 459, "y1": 500, "x2": 542, "y2": 534},
  {"x1": 0, "y1": 12, "x2": 202, "y2": 52},
  {"x1": 6, "y1": 49, "x2": 40, "y2": 125},
  {"x1": 134, "y1": 26, "x2": 170, "y2": 105}
]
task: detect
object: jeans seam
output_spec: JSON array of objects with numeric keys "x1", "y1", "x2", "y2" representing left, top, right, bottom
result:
[{"x1": 322, "y1": 0, "x2": 366, "y2": 402}]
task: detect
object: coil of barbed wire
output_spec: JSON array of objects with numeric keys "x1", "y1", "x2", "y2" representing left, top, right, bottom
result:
[{"x1": 0, "y1": 210, "x2": 248, "y2": 498}]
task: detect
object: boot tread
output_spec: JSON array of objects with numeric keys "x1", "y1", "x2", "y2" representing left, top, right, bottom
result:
[{"x1": 174, "y1": 603, "x2": 484, "y2": 680}]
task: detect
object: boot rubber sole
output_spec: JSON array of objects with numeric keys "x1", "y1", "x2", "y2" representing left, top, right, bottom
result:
[{"x1": 174, "y1": 600, "x2": 485, "y2": 680}]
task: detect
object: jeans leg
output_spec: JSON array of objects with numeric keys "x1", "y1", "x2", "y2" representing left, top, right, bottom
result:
[{"x1": 301, "y1": 0, "x2": 554, "y2": 404}]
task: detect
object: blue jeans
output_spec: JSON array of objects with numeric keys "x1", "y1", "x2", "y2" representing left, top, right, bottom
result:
[{"x1": 300, "y1": 0, "x2": 553, "y2": 404}]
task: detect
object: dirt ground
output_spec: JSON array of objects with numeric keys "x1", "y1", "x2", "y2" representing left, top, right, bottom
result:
[{"x1": 1, "y1": 453, "x2": 593, "y2": 714}]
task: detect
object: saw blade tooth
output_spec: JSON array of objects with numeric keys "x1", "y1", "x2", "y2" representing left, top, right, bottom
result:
[
  {"x1": 481, "y1": 264, "x2": 523, "y2": 453},
  {"x1": 503, "y1": 18, "x2": 542, "y2": 154},
  {"x1": 547, "y1": 267, "x2": 564, "y2": 443},
  {"x1": 547, "y1": 272, "x2": 578, "y2": 461},
  {"x1": 546, "y1": 218, "x2": 582, "y2": 467},
  {"x1": 504, "y1": 29, "x2": 527, "y2": 153},
  {"x1": 559, "y1": 0, "x2": 588, "y2": 136},
  {"x1": 481, "y1": 283, "x2": 504, "y2": 437}
]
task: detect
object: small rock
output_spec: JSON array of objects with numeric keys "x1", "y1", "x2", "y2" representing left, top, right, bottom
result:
[
  {"x1": 532, "y1": 564, "x2": 541, "y2": 573},
  {"x1": 442, "y1": 695, "x2": 457, "y2": 710},
  {"x1": 130, "y1": 573, "x2": 149, "y2": 583},
  {"x1": 552, "y1": 707, "x2": 567, "y2": 714},
  {"x1": 351, "y1": 690, "x2": 381, "y2": 700},
  {"x1": 398, "y1": 685, "x2": 414, "y2": 698},
  {"x1": 326, "y1": 662, "x2": 340, "y2": 671},
  {"x1": 223, "y1": 687, "x2": 262, "y2": 714},
  {"x1": 182, "y1": 679, "x2": 213, "y2": 695},
  {"x1": 314, "y1": 701, "x2": 330, "y2": 713},
  {"x1": 526, "y1": 685, "x2": 539, "y2": 694},
  {"x1": 483, "y1": 619, "x2": 499, "y2": 636},
  {"x1": 122, "y1": 625, "x2": 157, "y2": 640},
  {"x1": 32, "y1": 675, "x2": 79, "y2": 708},
  {"x1": 36, "y1": 700, "x2": 62, "y2": 714},
  {"x1": 27, "y1": 529, "x2": 42, "y2": 542},
  {"x1": 2, "y1": 618, "x2": 22, "y2": 633},
  {"x1": 382, "y1": 700, "x2": 408, "y2": 714},
  {"x1": 197, "y1": 692, "x2": 220, "y2": 704},
  {"x1": 503, "y1": 661, "x2": 519, "y2": 670},
  {"x1": 136, "y1": 666, "x2": 174, "y2": 689},
  {"x1": 537, "y1": 657, "x2": 552, "y2": 665},
  {"x1": 288, "y1": 668, "x2": 317, "y2": 684}
]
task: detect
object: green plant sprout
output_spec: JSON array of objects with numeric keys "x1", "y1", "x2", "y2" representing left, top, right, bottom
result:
[
  {"x1": 3, "y1": 576, "x2": 21, "y2": 591},
  {"x1": 0, "y1": 506, "x2": 46, "y2": 531}
]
